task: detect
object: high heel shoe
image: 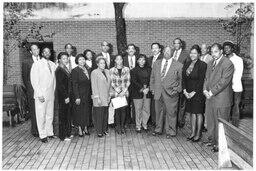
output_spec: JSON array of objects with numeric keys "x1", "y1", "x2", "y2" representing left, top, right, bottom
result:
[
  {"x1": 83, "y1": 130, "x2": 90, "y2": 136},
  {"x1": 78, "y1": 133, "x2": 84, "y2": 137}
]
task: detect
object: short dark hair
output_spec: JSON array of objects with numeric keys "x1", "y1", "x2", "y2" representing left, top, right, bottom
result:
[
  {"x1": 30, "y1": 44, "x2": 39, "y2": 51},
  {"x1": 223, "y1": 41, "x2": 234, "y2": 51},
  {"x1": 75, "y1": 54, "x2": 86, "y2": 64},
  {"x1": 151, "y1": 42, "x2": 161, "y2": 49},
  {"x1": 211, "y1": 43, "x2": 223, "y2": 51},
  {"x1": 137, "y1": 54, "x2": 148, "y2": 66},
  {"x1": 83, "y1": 49, "x2": 94, "y2": 60},
  {"x1": 190, "y1": 44, "x2": 202, "y2": 56},
  {"x1": 95, "y1": 56, "x2": 106, "y2": 64},
  {"x1": 127, "y1": 43, "x2": 136, "y2": 49},
  {"x1": 64, "y1": 43, "x2": 72, "y2": 49},
  {"x1": 57, "y1": 52, "x2": 69, "y2": 60},
  {"x1": 173, "y1": 37, "x2": 182, "y2": 44}
]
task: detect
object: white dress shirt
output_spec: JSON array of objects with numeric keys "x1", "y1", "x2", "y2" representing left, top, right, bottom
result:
[
  {"x1": 128, "y1": 55, "x2": 136, "y2": 69},
  {"x1": 32, "y1": 55, "x2": 40, "y2": 63},
  {"x1": 102, "y1": 52, "x2": 110, "y2": 67},
  {"x1": 152, "y1": 53, "x2": 160, "y2": 68},
  {"x1": 172, "y1": 49, "x2": 182, "y2": 61},
  {"x1": 86, "y1": 60, "x2": 92, "y2": 68},
  {"x1": 69, "y1": 55, "x2": 77, "y2": 69},
  {"x1": 161, "y1": 58, "x2": 173, "y2": 78},
  {"x1": 229, "y1": 53, "x2": 244, "y2": 92}
]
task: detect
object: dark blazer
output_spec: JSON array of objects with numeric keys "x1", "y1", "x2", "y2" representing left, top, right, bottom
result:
[
  {"x1": 182, "y1": 60, "x2": 207, "y2": 101},
  {"x1": 22, "y1": 58, "x2": 34, "y2": 96},
  {"x1": 130, "y1": 66, "x2": 152, "y2": 99},
  {"x1": 55, "y1": 66, "x2": 71, "y2": 103},
  {"x1": 147, "y1": 53, "x2": 164, "y2": 68},
  {"x1": 96, "y1": 52, "x2": 115, "y2": 69},
  {"x1": 171, "y1": 49, "x2": 190, "y2": 64},
  {"x1": 203, "y1": 56, "x2": 234, "y2": 108},
  {"x1": 150, "y1": 59, "x2": 183, "y2": 100},
  {"x1": 71, "y1": 66, "x2": 92, "y2": 103},
  {"x1": 123, "y1": 54, "x2": 138, "y2": 69}
]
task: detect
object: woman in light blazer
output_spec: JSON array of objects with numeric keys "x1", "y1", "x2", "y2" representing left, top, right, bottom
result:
[
  {"x1": 109, "y1": 55, "x2": 130, "y2": 134},
  {"x1": 91, "y1": 56, "x2": 111, "y2": 138}
]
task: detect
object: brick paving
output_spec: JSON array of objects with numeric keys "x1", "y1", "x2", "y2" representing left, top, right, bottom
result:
[{"x1": 2, "y1": 120, "x2": 218, "y2": 170}]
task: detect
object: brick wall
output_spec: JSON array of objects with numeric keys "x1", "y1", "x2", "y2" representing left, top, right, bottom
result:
[{"x1": 6, "y1": 18, "x2": 250, "y2": 85}]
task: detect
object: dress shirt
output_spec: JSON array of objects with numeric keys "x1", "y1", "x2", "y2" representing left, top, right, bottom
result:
[
  {"x1": 173, "y1": 48, "x2": 182, "y2": 61},
  {"x1": 229, "y1": 53, "x2": 244, "y2": 92},
  {"x1": 32, "y1": 55, "x2": 40, "y2": 63},
  {"x1": 102, "y1": 52, "x2": 110, "y2": 67},
  {"x1": 161, "y1": 58, "x2": 173, "y2": 78},
  {"x1": 69, "y1": 55, "x2": 77, "y2": 69},
  {"x1": 152, "y1": 53, "x2": 160, "y2": 67},
  {"x1": 86, "y1": 60, "x2": 92, "y2": 68},
  {"x1": 128, "y1": 55, "x2": 136, "y2": 69}
]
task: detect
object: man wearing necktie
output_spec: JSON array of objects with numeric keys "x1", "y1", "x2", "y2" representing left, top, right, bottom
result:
[
  {"x1": 203, "y1": 43, "x2": 234, "y2": 152},
  {"x1": 150, "y1": 46, "x2": 183, "y2": 139},
  {"x1": 123, "y1": 44, "x2": 138, "y2": 125},
  {"x1": 22, "y1": 44, "x2": 40, "y2": 137},
  {"x1": 31, "y1": 47, "x2": 57, "y2": 143},
  {"x1": 96, "y1": 41, "x2": 114, "y2": 69},
  {"x1": 171, "y1": 38, "x2": 190, "y2": 129},
  {"x1": 65, "y1": 43, "x2": 77, "y2": 71}
]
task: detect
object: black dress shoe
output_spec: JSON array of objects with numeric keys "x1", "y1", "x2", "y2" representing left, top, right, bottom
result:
[
  {"x1": 187, "y1": 136, "x2": 194, "y2": 141},
  {"x1": 32, "y1": 133, "x2": 39, "y2": 137},
  {"x1": 211, "y1": 146, "x2": 219, "y2": 152},
  {"x1": 121, "y1": 128, "x2": 126, "y2": 134},
  {"x1": 48, "y1": 135, "x2": 57, "y2": 139},
  {"x1": 40, "y1": 138, "x2": 48, "y2": 143},
  {"x1": 152, "y1": 131, "x2": 162, "y2": 136},
  {"x1": 103, "y1": 131, "x2": 108, "y2": 135},
  {"x1": 166, "y1": 135, "x2": 171, "y2": 139},
  {"x1": 136, "y1": 129, "x2": 141, "y2": 133},
  {"x1": 178, "y1": 123, "x2": 185, "y2": 128},
  {"x1": 192, "y1": 137, "x2": 201, "y2": 142}
]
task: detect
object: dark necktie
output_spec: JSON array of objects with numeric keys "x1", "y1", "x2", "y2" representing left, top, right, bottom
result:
[
  {"x1": 47, "y1": 61, "x2": 52, "y2": 74},
  {"x1": 212, "y1": 60, "x2": 217, "y2": 71},
  {"x1": 161, "y1": 60, "x2": 168, "y2": 79}
]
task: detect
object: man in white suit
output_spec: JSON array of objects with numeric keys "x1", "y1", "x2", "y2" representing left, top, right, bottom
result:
[{"x1": 30, "y1": 47, "x2": 56, "y2": 143}]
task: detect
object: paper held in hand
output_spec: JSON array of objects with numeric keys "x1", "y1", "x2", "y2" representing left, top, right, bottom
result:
[{"x1": 111, "y1": 96, "x2": 128, "y2": 109}]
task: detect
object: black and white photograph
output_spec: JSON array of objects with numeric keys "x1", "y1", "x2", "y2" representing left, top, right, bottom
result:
[{"x1": 1, "y1": 0, "x2": 254, "y2": 170}]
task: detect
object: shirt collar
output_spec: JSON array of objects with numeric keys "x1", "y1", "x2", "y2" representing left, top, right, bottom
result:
[{"x1": 215, "y1": 55, "x2": 223, "y2": 65}]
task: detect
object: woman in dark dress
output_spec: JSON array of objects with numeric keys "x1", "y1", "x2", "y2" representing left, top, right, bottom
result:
[
  {"x1": 71, "y1": 54, "x2": 92, "y2": 137},
  {"x1": 55, "y1": 52, "x2": 72, "y2": 141},
  {"x1": 182, "y1": 45, "x2": 207, "y2": 142}
]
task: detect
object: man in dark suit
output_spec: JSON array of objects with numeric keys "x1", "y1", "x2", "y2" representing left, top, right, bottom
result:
[
  {"x1": 203, "y1": 43, "x2": 234, "y2": 152},
  {"x1": 96, "y1": 41, "x2": 115, "y2": 69},
  {"x1": 147, "y1": 43, "x2": 163, "y2": 126},
  {"x1": 150, "y1": 46, "x2": 183, "y2": 138},
  {"x1": 171, "y1": 38, "x2": 190, "y2": 128},
  {"x1": 21, "y1": 44, "x2": 40, "y2": 137},
  {"x1": 123, "y1": 44, "x2": 138, "y2": 125}
]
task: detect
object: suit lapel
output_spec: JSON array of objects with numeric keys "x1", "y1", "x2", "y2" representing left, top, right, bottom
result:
[{"x1": 164, "y1": 59, "x2": 176, "y2": 80}]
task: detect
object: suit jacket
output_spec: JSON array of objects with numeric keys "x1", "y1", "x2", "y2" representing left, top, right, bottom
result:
[
  {"x1": 147, "y1": 53, "x2": 164, "y2": 68},
  {"x1": 203, "y1": 56, "x2": 234, "y2": 107},
  {"x1": 91, "y1": 68, "x2": 111, "y2": 107},
  {"x1": 22, "y1": 57, "x2": 34, "y2": 96},
  {"x1": 30, "y1": 58, "x2": 56, "y2": 100},
  {"x1": 171, "y1": 49, "x2": 190, "y2": 64},
  {"x1": 96, "y1": 52, "x2": 115, "y2": 69},
  {"x1": 150, "y1": 59, "x2": 183, "y2": 100},
  {"x1": 71, "y1": 66, "x2": 91, "y2": 103},
  {"x1": 55, "y1": 66, "x2": 71, "y2": 104},
  {"x1": 182, "y1": 60, "x2": 207, "y2": 101},
  {"x1": 123, "y1": 54, "x2": 138, "y2": 69}
]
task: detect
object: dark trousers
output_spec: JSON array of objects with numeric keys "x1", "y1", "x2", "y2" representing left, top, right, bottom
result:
[
  {"x1": 28, "y1": 97, "x2": 38, "y2": 135},
  {"x1": 231, "y1": 92, "x2": 242, "y2": 127},
  {"x1": 125, "y1": 96, "x2": 135, "y2": 124},
  {"x1": 114, "y1": 107, "x2": 126, "y2": 130},
  {"x1": 206, "y1": 103, "x2": 230, "y2": 146},
  {"x1": 149, "y1": 99, "x2": 156, "y2": 124},
  {"x1": 177, "y1": 93, "x2": 186, "y2": 125},
  {"x1": 155, "y1": 94, "x2": 179, "y2": 135},
  {"x1": 59, "y1": 103, "x2": 71, "y2": 140},
  {"x1": 93, "y1": 106, "x2": 108, "y2": 134}
]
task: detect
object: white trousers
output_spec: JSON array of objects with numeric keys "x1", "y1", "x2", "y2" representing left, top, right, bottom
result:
[{"x1": 35, "y1": 98, "x2": 54, "y2": 139}]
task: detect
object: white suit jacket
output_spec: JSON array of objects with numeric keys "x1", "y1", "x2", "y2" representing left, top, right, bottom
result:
[{"x1": 30, "y1": 58, "x2": 57, "y2": 100}]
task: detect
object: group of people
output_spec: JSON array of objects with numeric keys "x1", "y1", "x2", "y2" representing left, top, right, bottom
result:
[{"x1": 22, "y1": 38, "x2": 244, "y2": 153}]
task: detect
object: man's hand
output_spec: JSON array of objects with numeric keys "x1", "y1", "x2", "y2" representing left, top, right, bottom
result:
[
  {"x1": 38, "y1": 96, "x2": 45, "y2": 103},
  {"x1": 203, "y1": 90, "x2": 211, "y2": 99},
  {"x1": 75, "y1": 98, "x2": 81, "y2": 105},
  {"x1": 97, "y1": 98, "x2": 102, "y2": 106},
  {"x1": 65, "y1": 98, "x2": 70, "y2": 104}
]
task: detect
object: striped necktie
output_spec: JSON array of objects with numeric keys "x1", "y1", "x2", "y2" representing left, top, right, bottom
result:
[{"x1": 161, "y1": 60, "x2": 168, "y2": 79}]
